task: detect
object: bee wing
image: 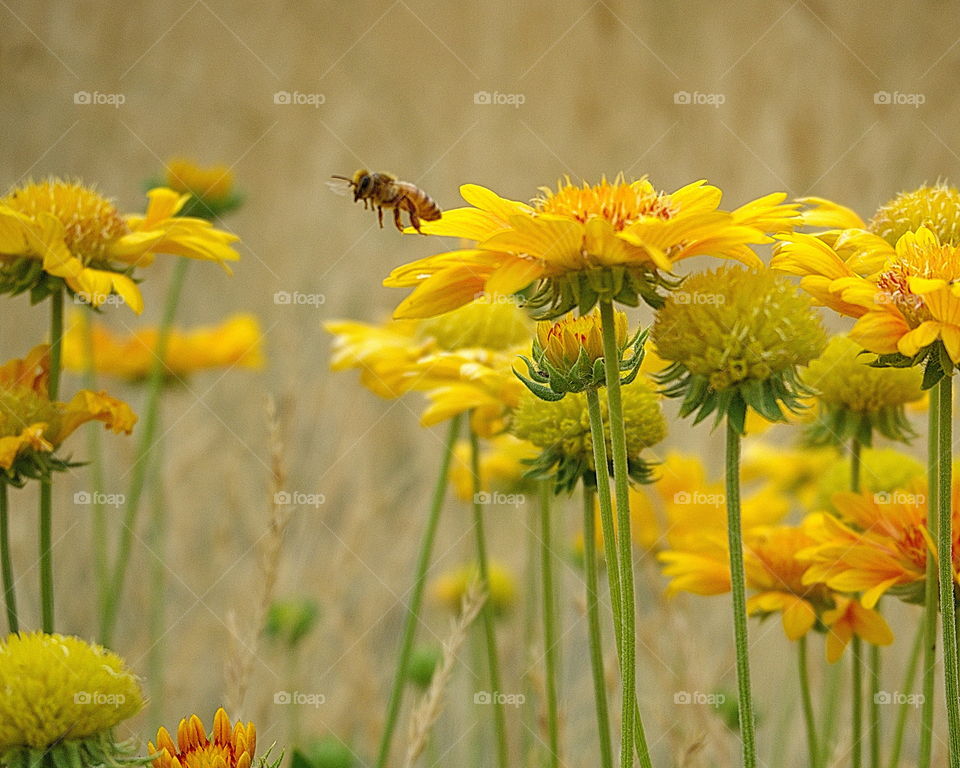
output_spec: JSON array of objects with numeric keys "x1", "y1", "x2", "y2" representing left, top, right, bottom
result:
[{"x1": 326, "y1": 178, "x2": 354, "y2": 196}]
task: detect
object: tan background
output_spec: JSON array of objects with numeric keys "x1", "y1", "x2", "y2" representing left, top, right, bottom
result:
[{"x1": 1, "y1": 1, "x2": 957, "y2": 765}]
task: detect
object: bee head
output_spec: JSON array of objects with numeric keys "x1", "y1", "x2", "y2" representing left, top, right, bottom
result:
[{"x1": 352, "y1": 170, "x2": 374, "y2": 200}]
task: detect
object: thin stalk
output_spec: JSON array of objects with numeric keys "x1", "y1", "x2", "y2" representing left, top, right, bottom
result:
[
  {"x1": 0, "y1": 484, "x2": 18, "y2": 633},
  {"x1": 798, "y1": 635, "x2": 819, "y2": 768},
  {"x1": 101, "y1": 259, "x2": 189, "y2": 644},
  {"x1": 521, "y1": 500, "x2": 538, "y2": 764},
  {"x1": 887, "y1": 616, "x2": 925, "y2": 768},
  {"x1": 852, "y1": 439, "x2": 863, "y2": 768},
  {"x1": 870, "y1": 642, "x2": 881, "y2": 768},
  {"x1": 724, "y1": 419, "x2": 757, "y2": 768},
  {"x1": 541, "y1": 480, "x2": 560, "y2": 768},
  {"x1": 584, "y1": 380, "x2": 649, "y2": 764},
  {"x1": 935, "y1": 376, "x2": 960, "y2": 768},
  {"x1": 374, "y1": 414, "x2": 461, "y2": 768},
  {"x1": 599, "y1": 300, "x2": 652, "y2": 768},
  {"x1": 820, "y1": 659, "x2": 843, "y2": 766},
  {"x1": 583, "y1": 484, "x2": 614, "y2": 768},
  {"x1": 79, "y1": 313, "x2": 110, "y2": 623},
  {"x1": 469, "y1": 426, "x2": 509, "y2": 768},
  {"x1": 147, "y1": 437, "x2": 167, "y2": 726},
  {"x1": 39, "y1": 288, "x2": 64, "y2": 632},
  {"x1": 920, "y1": 394, "x2": 939, "y2": 768},
  {"x1": 852, "y1": 636, "x2": 863, "y2": 768}
]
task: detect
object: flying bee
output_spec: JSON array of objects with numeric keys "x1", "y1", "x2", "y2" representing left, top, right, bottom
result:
[{"x1": 328, "y1": 170, "x2": 442, "y2": 233}]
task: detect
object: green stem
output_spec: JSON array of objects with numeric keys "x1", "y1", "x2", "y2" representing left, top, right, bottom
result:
[
  {"x1": 521, "y1": 500, "x2": 538, "y2": 765},
  {"x1": 853, "y1": 636, "x2": 863, "y2": 768},
  {"x1": 851, "y1": 439, "x2": 863, "y2": 768},
  {"x1": 870, "y1": 642, "x2": 881, "y2": 768},
  {"x1": 887, "y1": 616, "x2": 925, "y2": 768},
  {"x1": 919, "y1": 392, "x2": 939, "y2": 768},
  {"x1": 374, "y1": 414, "x2": 461, "y2": 768},
  {"x1": 39, "y1": 288, "x2": 64, "y2": 633},
  {"x1": 0, "y1": 484, "x2": 18, "y2": 633},
  {"x1": 541, "y1": 480, "x2": 560, "y2": 768},
  {"x1": 79, "y1": 314, "x2": 110, "y2": 624},
  {"x1": 724, "y1": 419, "x2": 757, "y2": 768},
  {"x1": 599, "y1": 300, "x2": 652, "y2": 768},
  {"x1": 821, "y1": 658, "x2": 843, "y2": 766},
  {"x1": 583, "y1": 484, "x2": 614, "y2": 768},
  {"x1": 469, "y1": 425, "x2": 508, "y2": 768},
  {"x1": 585, "y1": 377, "x2": 649, "y2": 764},
  {"x1": 935, "y1": 375, "x2": 960, "y2": 768},
  {"x1": 100, "y1": 259, "x2": 189, "y2": 645},
  {"x1": 798, "y1": 635, "x2": 819, "y2": 768},
  {"x1": 147, "y1": 437, "x2": 167, "y2": 726}
]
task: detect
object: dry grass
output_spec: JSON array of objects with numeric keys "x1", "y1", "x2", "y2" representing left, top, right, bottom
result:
[{"x1": 0, "y1": 1, "x2": 956, "y2": 764}]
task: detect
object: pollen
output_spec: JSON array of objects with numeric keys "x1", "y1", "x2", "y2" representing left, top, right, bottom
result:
[
  {"x1": 534, "y1": 175, "x2": 675, "y2": 232},
  {"x1": 1, "y1": 179, "x2": 128, "y2": 264}
]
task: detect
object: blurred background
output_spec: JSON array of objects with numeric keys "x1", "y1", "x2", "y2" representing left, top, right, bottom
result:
[{"x1": 1, "y1": 1, "x2": 957, "y2": 765}]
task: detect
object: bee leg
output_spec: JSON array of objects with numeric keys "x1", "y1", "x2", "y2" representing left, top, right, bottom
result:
[
  {"x1": 393, "y1": 206, "x2": 404, "y2": 232},
  {"x1": 377, "y1": 206, "x2": 384, "y2": 228},
  {"x1": 409, "y1": 208, "x2": 423, "y2": 234}
]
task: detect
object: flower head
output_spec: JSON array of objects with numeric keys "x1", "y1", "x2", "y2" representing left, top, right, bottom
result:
[
  {"x1": 0, "y1": 631, "x2": 143, "y2": 766},
  {"x1": 0, "y1": 345, "x2": 136, "y2": 483},
  {"x1": 652, "y1": 266, "x2": 826, "y2": 433},
  {"x1": 385, "y1": 176, "x2": 798, "y2": 319},
  {"x1": 163, "y1": 157, "x2": 243, "y2": 219},
  {"x1": 801, "y1": 335, "x2": 922, "y2": 445},
  {"x1": 63, "y1": 312, "x2": 265, "y2": 382},
  {"x1": 517, "y1": 309, "x2": 644, "y2": 398},
  {"x1": 149, "y1": 708, "x2": 271, "y2": 768},
  {"x1": 812, "y1": 447, "x2": 924, "y2": 510},
  {"x1": 869, "y1": 183, "x2": 960, "y2": 246},
  {"x1": 432, "y1": 561, "x2": 517, "y2": 615},
  {"x1": 509, "y1": 377, "x2": 666, "y2": 492},
  {"x1": 0, "y1": 179, "x2": 240, "y2": 312}
]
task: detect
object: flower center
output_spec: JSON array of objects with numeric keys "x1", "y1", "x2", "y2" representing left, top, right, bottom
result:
[
  {"x1": 1, "y1": 180, "x2": 129, "y2": 264},
  {"x1": 870, "y1": 184, "x2": 960, "y2": 246},
  {"x1": 0, "y1": 387, "x2": 58, "y2": 439},
  {"x1": 534, "y1": 176, "x2": 675, "y2": 232}
]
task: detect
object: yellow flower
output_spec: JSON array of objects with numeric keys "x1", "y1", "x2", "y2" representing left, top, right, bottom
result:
[
  {"x1": 164, "y1": 158, "x2": 242, "y2": 217},
  {"x1": 741, "y1": 443, "x2": 838, "y2": 508},
  {"x1": 385, "y1": 175, "x2": 798, "y2": 319},
  {"x1": 537, "y1": 310, "x2": 623, "y2": 369},
  {"x1": 822, "y1": 596, "x2": 894, "y2": 663},
  {"x1": 450, "y1": 434, "x2": 539, "y2": 501},
  {"x1": 800, "y1": 481, "x2": 937, "y2": 608},
  {"x1": 869, "y1": 183, "x2": 960, "y2": 246},
  {"x1": 150, "y1": 708, "x2": 262, "y2": 768},
  {"x1": 0, "y1": 631, "x2": 143, "y2": 763},
  {"x1": 812, "y1": 447, "x2": 924, "y2": 510},
  {"x1": 0, "y1": 345, "x2": 136, "y2": 479},
  {"x1": 0, "y1": 179, "x2": 240, "y2": 312},
  {"x1": 63, "y1": 312, "x2": 264, "y2": 381},
  {"x1": 432, "y1": 561, "x2": 517, "y2": 615},
  {"x1": 325, "y1": 298, "x2": 531, "y2": 435}
]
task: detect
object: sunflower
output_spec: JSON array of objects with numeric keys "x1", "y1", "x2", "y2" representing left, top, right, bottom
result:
[
  {"x1": 0, "y1": 631, "x2": 144, "y2": 767},
  {"x1": 0, "y1": 345, "x2": 136, "y2": 482},
  {"x1": 161, "y1": 157, "x2": 243, "y2": 218},
  {"x1": 385, "y1": 175, "x2": 799, "y2": 319},
  {"x1": 149, "y1": 708, "x2": 273, "y2": 768},
  {"x1": 0, "y1": 179, "x2": 240, "y2": 312},
  {"x1": 63, "y1": 312, "x2": 265, "y2": 381}
]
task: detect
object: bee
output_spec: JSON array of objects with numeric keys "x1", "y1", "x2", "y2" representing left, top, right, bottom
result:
[{"x1": 328, "y1": 170, "x2": 442, "y2": 233}]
